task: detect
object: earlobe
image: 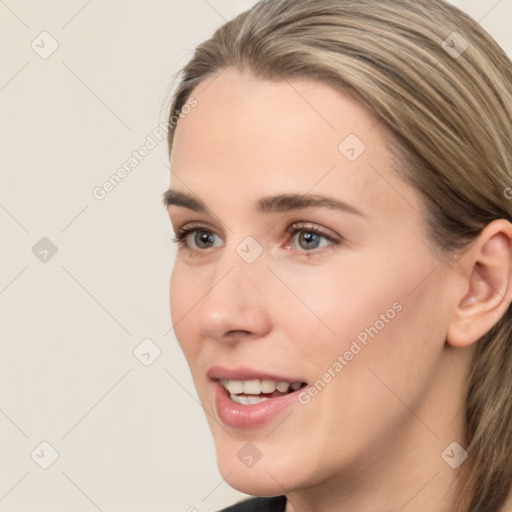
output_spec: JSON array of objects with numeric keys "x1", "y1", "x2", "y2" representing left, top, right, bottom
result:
[{"x1": 447, "y1": 219, "x2": 512, "y2": 348}]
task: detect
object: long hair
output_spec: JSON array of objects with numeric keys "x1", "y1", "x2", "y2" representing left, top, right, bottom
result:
[{"x1": 165, "y1": 1, "x2": 512, "y2": 509}]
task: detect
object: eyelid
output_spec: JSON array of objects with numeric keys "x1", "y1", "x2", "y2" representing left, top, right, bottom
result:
[
  {"x1": 174, "y1": 221, "x2": 219, "y2": 235},
  {"x1": 285, "y1": 222, "x2": 341, "y2": 243}
]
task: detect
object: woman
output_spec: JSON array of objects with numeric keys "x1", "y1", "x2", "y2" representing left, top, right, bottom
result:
[{"x1": 163, "y1": 1, "x2": 512, "y2": 511}]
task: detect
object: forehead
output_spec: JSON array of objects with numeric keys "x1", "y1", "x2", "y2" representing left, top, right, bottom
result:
[
  {"x1": 169, "y1": 67, "x2": 416, "y2": 218},
  {"x1": 172, "y1": 67, "x2": 380, "y2": 164}
]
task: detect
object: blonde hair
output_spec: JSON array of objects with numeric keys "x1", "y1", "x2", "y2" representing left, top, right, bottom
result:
[{"x1": 166, "y1": 1, "x2": 512, "y2": 510}]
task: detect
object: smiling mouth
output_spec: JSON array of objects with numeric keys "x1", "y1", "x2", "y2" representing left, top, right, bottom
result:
[{"x1": 219, "y1": 378, "x2": 307, "y2": 405}]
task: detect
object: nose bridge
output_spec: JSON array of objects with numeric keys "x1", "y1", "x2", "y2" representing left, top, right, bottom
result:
[
  {"x1": 215, "y1": 233, "x2": 268, "y2": 293},
  {"x1": 196, "y1": 238, "x2": 271, "y2": 342}
]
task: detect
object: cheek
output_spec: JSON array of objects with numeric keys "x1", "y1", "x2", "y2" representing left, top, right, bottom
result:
[
  {"x1": 313, "y1": 257, "x2": 450, "y2": 425},
  {"x1": 169, "y1": 262, "x2": 201, "y2": 359},
  {"x1": 274, "y1": 247, "x2": 448, "y2": 380},
  {"x1": 169, "y1": 263, "x2": 184, "y2": 322},
  {"x1": 269, "y1": 258, "x2": 407, "y2": 360}
]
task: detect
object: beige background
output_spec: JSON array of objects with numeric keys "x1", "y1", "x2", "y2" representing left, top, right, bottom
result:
[{"x1": 1, "y1": 1, "x2": 510, "y2": 511}]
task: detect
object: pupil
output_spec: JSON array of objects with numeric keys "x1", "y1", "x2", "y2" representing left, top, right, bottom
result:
[
  {"x1": 299, "y1": 232, "x2": 319, "y2": 250},
  {"x1": 195, "y1": 231, "x2": 214, "y2": 248}
]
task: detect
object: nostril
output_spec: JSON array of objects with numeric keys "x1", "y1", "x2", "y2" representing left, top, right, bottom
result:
[{"x1": 225, "y1": 330, "x2": 253, "y2": 338}]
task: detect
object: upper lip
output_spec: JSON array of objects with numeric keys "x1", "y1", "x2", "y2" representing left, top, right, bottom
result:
[{"x1": 207, "y1": 365, "x2": 306, "y2": 383}]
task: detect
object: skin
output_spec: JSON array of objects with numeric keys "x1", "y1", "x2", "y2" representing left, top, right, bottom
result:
[{"x1": 166, "y1": 67, "x2": 512, "y2": 512}]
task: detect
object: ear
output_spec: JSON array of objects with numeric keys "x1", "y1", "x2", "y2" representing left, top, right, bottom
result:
[{"x1": 447, "y1": 219, "x2": 512, "y2": 348}]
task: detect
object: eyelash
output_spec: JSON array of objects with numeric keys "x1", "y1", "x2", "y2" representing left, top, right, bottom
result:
[{"x1": 171, "y1": 223, "x2": 341, "y2": 256}]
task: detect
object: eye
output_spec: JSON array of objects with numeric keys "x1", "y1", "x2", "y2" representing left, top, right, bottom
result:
[
  {"x1": 172, "y1": 225, "x2": 223, "y2": 250},
  {"x1": 172, "y1": 222, "x2": 340, "y2": 254},
  {"x1": 285, "y1": 223, "x2": 340, "y2": 252}
]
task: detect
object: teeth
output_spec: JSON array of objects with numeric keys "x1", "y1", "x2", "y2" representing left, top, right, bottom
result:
[
  {"x1": 261, "y1": 379, "x2": 276, "y2": 393},
  {"x1": 276, "y1": 381, "x2": 290, "y2": 393},
  {"x1": 225, "y1": 380, "x2": 244, "y2": 394},
  {"x1": 243, "y1": 379, "x2": 261, "y2": 394},
  {"x1": 220, "y1": 378, "x2": 303, "y2": 396},
  {"x1": 230, "y1": 394, "x2": 270, "y2": 405}
]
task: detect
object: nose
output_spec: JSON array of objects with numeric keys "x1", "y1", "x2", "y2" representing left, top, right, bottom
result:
[{"x1": 196, "y1": 257, "x2": 272, "y2": 344}]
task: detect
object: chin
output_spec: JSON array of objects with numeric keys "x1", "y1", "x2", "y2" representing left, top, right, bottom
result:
[
  {"x1": 213, "y1": 440, "x2": 308, "y2": 497},
  {"x1": 218, "y1": 459, "x2": 290, "y2": 497}
]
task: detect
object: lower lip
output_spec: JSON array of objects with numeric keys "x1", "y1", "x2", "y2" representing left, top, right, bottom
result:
[{"x1": 212, "y1": 380, "x2": 303, "y2": 429}]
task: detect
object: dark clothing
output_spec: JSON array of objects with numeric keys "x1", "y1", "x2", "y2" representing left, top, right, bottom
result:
[{"x1": 218, "y1": 496, "x2": 287, "y2": 512}]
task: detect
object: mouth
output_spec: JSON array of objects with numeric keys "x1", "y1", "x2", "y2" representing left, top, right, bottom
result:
[
  {"x1": 219, "y1": 378, "x2": 307, "y2": 405},
  {"x1": 207, "y1": 366, "x2": 308, "y2": 428}
]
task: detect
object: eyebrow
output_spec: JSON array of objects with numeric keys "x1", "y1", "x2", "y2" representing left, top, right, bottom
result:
[{"x1": 162, "y1": 189, "x2": 365, "y2": 217}]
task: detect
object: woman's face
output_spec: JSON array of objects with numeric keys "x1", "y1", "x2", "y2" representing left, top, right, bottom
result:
[{"x1": 167, "y1": 67, "x2": 466, "y2": 497}]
